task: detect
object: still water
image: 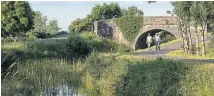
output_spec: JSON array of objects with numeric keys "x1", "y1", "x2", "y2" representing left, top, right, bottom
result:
[{"x1": 41, "y1": 84, "x2": 84, "y2": 96}]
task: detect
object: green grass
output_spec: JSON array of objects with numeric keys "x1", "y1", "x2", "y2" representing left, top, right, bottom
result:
[
  {"x1": 2, "y1": 40, "x2": 27, "y2": 51},
  {"x1": 2, "y1": 33, "x2": 214, "y2": 96},
  {"x1": 166, "y1": 41, "x2": 214, "y2": 60},
  {"x1": 83, "y1": 53, "x2": 214, "y2": 96},
  {"x1": 2, "y1": 58, "x2": 83, "y2": 96},
  {"x1": 2, "y1": 46, "x2": 214, "y2": 96},
  {"x1": 166, "y1": 50, "x2": 214, "y2": 60}
]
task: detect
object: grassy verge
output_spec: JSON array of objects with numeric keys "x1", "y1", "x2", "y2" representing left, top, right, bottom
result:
[
  {"x1": 1, "y1": 40, "x2": 28, "y2": 51},
  {"x1": 2, "y1": 45, "x2": 214, "y2": 96},
  {"x1": 84, "y1": 53, "x2": 214, "y2": 96},
  {"x1": 2, "y1": 32, "x2": 214, "y2": 96},
  {"x1": 166, "y1": 41, "x2": 214, "y2": 60},
  {"x1": 166, "y1": 49, "x2": 214, "y2": 60}
]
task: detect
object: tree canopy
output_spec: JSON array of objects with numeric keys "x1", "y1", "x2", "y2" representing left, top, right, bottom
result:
[
  {"x1": 91, "y1": 3, "x2": 122, "y2": 21},
  {"x1": 47, "y1": 19, "x2": 60, "y2": 35},
  {"x1": 68, "y1": 3, "x2": 145, "y2": 33},
  {"x1": 1, "y1": 1, "x2": 34, "y2": 37},
  {"x1": 122, "y1": 5, "x2": 144, "y2": 16},
  {"x1": 30, "y1": 11, "x2": 48, "y2": 33}
]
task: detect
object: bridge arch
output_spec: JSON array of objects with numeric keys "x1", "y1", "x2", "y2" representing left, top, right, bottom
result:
[{"x1": 133, "y1": 25, "x2": 180, "y2": 50}]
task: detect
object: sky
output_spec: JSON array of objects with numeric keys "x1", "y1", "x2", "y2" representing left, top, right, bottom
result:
[{"x1": 29, "y1": 1, "x2": 174, "y2": 31}]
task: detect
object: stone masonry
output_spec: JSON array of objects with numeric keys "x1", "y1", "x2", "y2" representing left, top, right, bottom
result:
[{"x1": 93, "y1": 16, "x2": 209, "y2": 50}]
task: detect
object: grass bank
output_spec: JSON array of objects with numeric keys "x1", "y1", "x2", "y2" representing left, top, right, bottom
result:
[
  {"x1": 2, "y1": 47, "x2": 214, "y2": 96},
  {"x1": 83, "y1": 53, "x2": 214, "y2": 96},
  {"x1": 166, "y1": 39, "x2": 214, "y2": 60},
  {"x1": 2, "y1": 32, "x2": 214, "y2": 96},
  {"x1": 166, "y1": 50, "x2": 214, "y2": 60}
]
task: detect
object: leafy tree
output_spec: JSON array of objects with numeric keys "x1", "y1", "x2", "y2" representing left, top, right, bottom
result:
[
  {"x1": 172, "y1": 1, "x2": 214, "y2": 56},
  {"x1": 68, "y1": 3, "x2": 122, "y2": 33},
  {"x1": 190, "y1": 1, "x2": 201, "y2": 55},
  {"x1": 91, "y1": 3, "x2": 122, "y2": 21},
  {"x1": 182, "y1": 1, "x2": 193, "y2": 55},
  {"x1": 166, "y1": 10, "x2": 174, "y2": 16},
  {"x1": 172, "y1": 1, "x2": 193, "y2": 54},
  {"x1": 1, "y1": 1, "x2": 34, "y2": 37},
  {"x1": 195, "y1": 1, "x2": 214, "y2": 56},
  {"x1": 122, "y1": 6, "x2": 144, "y2": 16},
  {"x1": 166, "y1": 10, "x2": 172, "y2": 15},
  {"x1": 68, "y1": 18, "x2": 83, "y2": 33},
  {"x1": 46, "y1": 19, "x2": 60, "y2": 35},
  {"x1": 30, "y1": 11, "x2": 48, "y2": 33}
]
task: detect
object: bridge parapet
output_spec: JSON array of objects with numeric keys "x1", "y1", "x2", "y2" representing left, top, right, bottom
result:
[{"x1": 143, "y1": 16, "x2": 179, "y2": 25}]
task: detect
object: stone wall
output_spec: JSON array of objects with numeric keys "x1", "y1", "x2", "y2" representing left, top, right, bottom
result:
[
  {"x1": 94, "y1": 20, "x2": 129, "y2": 45},
  {"x1": 94, "y1": 16, "x2": 212, "y2": 50},
  {"x1": 143, "y1": 16, "x2": 178, "y2": 25},
  {"x1": 94, "y1": 20, "x2": 113, "y2": 38}
]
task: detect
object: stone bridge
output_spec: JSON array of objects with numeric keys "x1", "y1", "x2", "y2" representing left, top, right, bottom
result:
[{"x1": 94, "y1": 16, "x2": 183, "y2": 50}]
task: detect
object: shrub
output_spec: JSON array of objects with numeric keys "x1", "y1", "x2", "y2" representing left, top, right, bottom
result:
[
  {"x1": 115, "y1": 59, "x2": 214, "y2": 96},
  {"x1": 116, "y1": 44, "x2": 133, "y2": 53},
  {"x1": 26, "y1": 33, "x2": 93, "y2": 59},
  {"x1": 179, "y1": 64, "x2": 214, "y2": 96},
  {"x1": 87, "y1": 38, "x2": 132, "y2": 53},
  {"x1": 83, "y1": 55, "x2": 214, "y2": 96},
  {"x1": 81, "y1": 32, "x2": 97, "y2": 40},
  {"x1": 26, "y1": 32, "x2": 51, "y2": 39},
  {"x1": 86, "y1": 38, "x2": 115, "y2": 52},
  {"x1": 26, "y1": 31, "x2": 37, "y2": 40},
  {"x1": 26, "y1": 40, "x2": 67, "y2": 58},
  {"x1": 85, "y1": 51, "x2": 115, "y2": 80},
  {"x1": 65, "y1": 34, "x2": 92, "y2": 59}
]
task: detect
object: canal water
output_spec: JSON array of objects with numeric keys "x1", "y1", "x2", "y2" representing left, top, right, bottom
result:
[{"x1": 41, "y1": 84, "x2": 84, "y2": 96}]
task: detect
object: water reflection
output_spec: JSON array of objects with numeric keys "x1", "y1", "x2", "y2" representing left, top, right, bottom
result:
[{"x1": 42, "y1": 84, "x2": 84, "y2": 96}]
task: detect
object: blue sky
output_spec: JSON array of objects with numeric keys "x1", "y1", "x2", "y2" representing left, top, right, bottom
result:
[{"x1": 29, "y1": 1, "x2": 174, "y2": 31}]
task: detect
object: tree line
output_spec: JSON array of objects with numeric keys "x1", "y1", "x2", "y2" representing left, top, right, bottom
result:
[
  {"x1": 68, "y1": 3, "x2": 144, "y2": 33},
  {"x1": 150, "y1": 1, "x2": 214, "y2": 56},
  {"x1": 172, "y1": 1, "x2": 214, "y2": 56},
  {"x1": 1, "y1": 1, "x2": 60, "y2": 39}
]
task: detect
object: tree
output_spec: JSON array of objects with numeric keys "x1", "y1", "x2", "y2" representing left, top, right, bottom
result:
[
  {"x1": 68, "y1": 18, "x2": 83, "y2": 33},
  {"x1": 68, "y1": 3, "x2": 123, "y2": 33},
  {"x1": 182, "y1": 1, "x2": 193, "y2": 55},
  {"x1": 46, "y1": 19, "x2": 60, "y2": 35},
  {"x1": 190, "y1": 1, "x2": 201, "y2": 55},
  {"x1": 166, "y1": 10, "x2": 174, "y2": 16},
  {"x1": 30, "y1": 11, "x2": 48, "y2": 33},
  {"x1": 91, "y1": 3, "x2": 122, "y2": 21},
  {"x1": 123, "y1": 6, "x2": 144, "y2": 16},
  {"x1": 195, "y1": 2, "x2": 214, "y2": 56},
  {"x1": 172, "y1": 2, "x2": 189, "y2": 53},
  {"x1": 1, "y1": 1, "x2": 34, "y2": 37},
  {"x1": 172, "y1": 1, "x2": 214, "y2": 56}
]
